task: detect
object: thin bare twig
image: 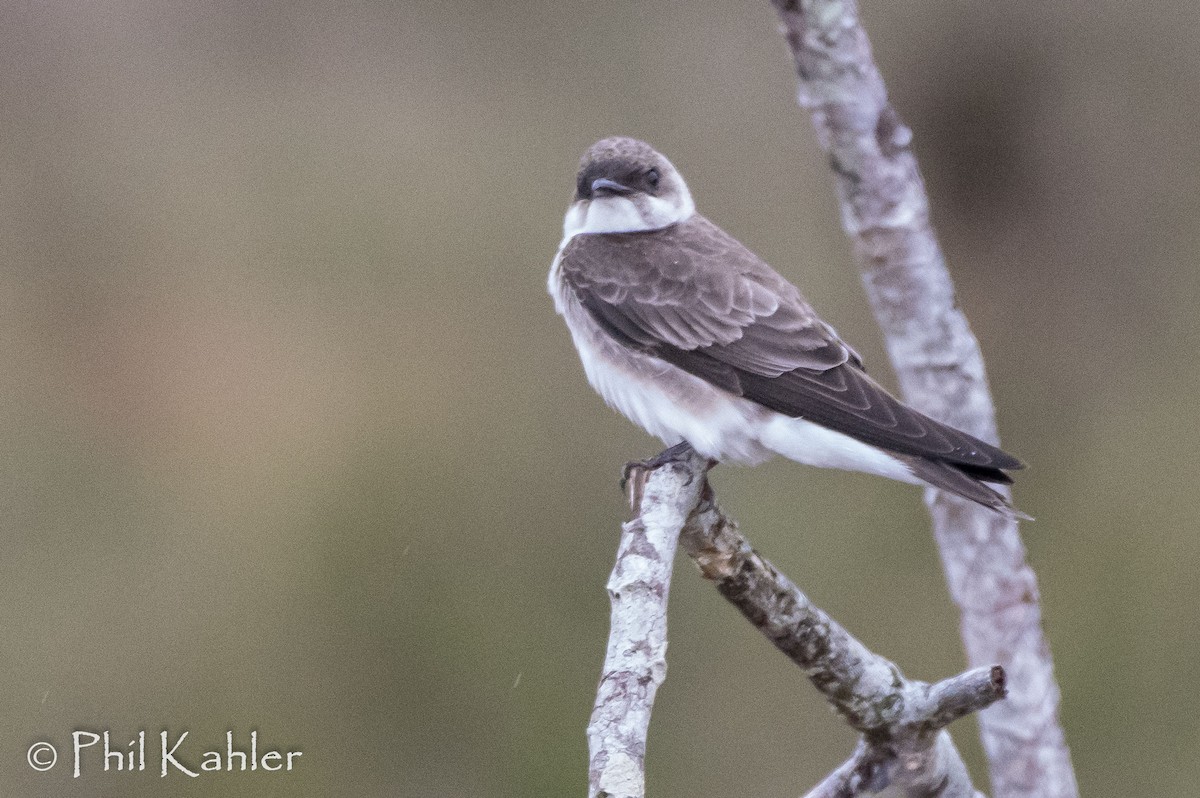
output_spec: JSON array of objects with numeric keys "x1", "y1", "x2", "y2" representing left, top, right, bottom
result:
[{"x1": 767, "y1": 1, "x2": 1077, "y2": 795}]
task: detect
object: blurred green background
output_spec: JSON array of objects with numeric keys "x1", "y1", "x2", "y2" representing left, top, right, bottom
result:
[{"x1": 3, "y1": 1, "x2": 1198, "y2": 795}]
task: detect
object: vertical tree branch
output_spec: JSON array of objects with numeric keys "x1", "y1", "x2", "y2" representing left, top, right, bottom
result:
[
  {"x1": 767, "y1": 1, "x2": 1077, "y2": 795},
  {"x1": 586, "y1": 456, "x2": 707, "y2": 798}
]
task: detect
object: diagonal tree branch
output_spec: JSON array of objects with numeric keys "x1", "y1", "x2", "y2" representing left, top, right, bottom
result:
[
  {"x1": 767, "y1": 1, "x2": 1077, "y2": 796},
  {"x1": 681, "y1": 477, "x2": 1005, "y2": 797},
  {"x1": 682, "y1": 495, "x2": 1007, "y2": 737}
]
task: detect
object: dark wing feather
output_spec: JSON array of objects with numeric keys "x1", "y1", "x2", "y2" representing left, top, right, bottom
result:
[{"x1": 559, "y1": 215, "x2": 1022, "y2": 473}]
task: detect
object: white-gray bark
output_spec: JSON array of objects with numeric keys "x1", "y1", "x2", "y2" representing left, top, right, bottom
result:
[
  {"x1": 587, "y1": 455, "x2": 1006, "y2": 797},
  {"x1": 586, "y1": 459, "x2": 706, "y2": 798},
  {"x1": 767, "y1": 1, "x2": 1077, "y2": 795}
]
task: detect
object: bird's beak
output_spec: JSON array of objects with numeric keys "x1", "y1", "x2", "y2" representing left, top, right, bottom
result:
[{"x1": 591, "y1": 177, "x2": 633, "y2": 196}]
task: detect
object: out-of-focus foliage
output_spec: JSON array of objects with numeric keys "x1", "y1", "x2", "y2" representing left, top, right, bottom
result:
[{"x1": 3, "y1": 2, "x2": 1198, "y2": 795}]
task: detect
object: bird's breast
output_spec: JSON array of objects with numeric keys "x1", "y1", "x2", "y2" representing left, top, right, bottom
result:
[{"x1": 549, "y1": 257, "x2": 772, "y2": 463}]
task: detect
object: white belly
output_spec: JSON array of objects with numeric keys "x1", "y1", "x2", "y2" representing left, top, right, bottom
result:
[{"x1": 569, "y1": 318, "x2": 775, "y2": 464}]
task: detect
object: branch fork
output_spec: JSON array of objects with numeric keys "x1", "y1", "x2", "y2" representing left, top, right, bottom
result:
[{"x1": 588, "y1": 453, "x2": 1006, "y2": 798}]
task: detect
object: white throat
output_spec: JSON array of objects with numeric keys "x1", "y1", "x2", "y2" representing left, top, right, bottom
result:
[{"x1": 560, "y1": 187, "x2": 695, "y2": 243}]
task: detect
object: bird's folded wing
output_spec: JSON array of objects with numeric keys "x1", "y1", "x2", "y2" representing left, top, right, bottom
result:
[{"x1": 558, "y1": 215, "x2": 1021, "y2": 472}]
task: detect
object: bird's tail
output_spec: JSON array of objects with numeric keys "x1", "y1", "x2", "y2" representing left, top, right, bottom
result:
[{"x1": 902, "y1": 456, "x2": 1032, "y2": 521}]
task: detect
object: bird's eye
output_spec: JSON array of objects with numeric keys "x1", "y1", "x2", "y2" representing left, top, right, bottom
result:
[{"x1": 646, "y1": 168, "x2": 660, "y2": 189}]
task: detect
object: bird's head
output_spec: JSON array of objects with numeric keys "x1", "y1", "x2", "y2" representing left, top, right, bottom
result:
[{"x1": 562, "y1": 137, "x2": 695, "y2": 238}]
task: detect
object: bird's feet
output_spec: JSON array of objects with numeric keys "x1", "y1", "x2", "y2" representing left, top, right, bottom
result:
[
  {"x1": 621, "y1": 441, "x2": 695, "y2": 484},
  {"x1": 620, "y1": 442, "x2": 717, "y2": 509}
]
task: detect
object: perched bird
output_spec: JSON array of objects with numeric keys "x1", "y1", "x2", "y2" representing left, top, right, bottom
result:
[{"x1": 548, "y1": 136, "x2": 1024, "y2": 516}]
